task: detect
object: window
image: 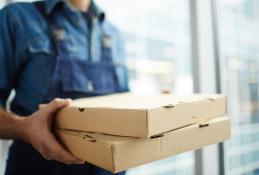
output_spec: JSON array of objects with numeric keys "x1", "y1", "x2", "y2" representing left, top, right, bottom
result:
[
  {"x1": 0, "y1": 0, "x2": 7, "y2": 8},
  {"x1": 215, "y1": 0, "x2": 259, "y2": 174},
  {"x1": 96, "y1": 0, "x2": 195, "y2": 174},
  {"x1": 96, "y1": 0, "x2": 193, "y2": 95}
]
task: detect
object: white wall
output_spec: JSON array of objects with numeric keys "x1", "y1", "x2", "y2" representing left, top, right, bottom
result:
[
  {"x1": 0, "y1": 89, "x2": 15, "y2": 175},
  {"x1": 0, "y1": 141, "x2": 11, "y2": 175}
]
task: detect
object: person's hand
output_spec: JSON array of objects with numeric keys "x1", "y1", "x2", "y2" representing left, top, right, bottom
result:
[{"x1": 21, "y1": 98, "x2": 84, "y2": 165}]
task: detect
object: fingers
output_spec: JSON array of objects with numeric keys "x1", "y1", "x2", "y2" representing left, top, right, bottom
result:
[
  {"x1": 29, "y1": 98, "x2": 83, "y2": 165},
  {"x1": 43, "y1": 98, "x2": 72, "y2": 115},
  {"x1": 42, "y1": 132, "x2": 84, "y2": 165},
  {"x1": 39, "y1": 104, "x2": 47, "y2": 110}
]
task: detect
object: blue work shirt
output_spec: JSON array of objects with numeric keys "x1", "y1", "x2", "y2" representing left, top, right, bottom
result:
[
  {"x1": 0, "y1": 0, "x2": 128, "y2": 116},
  {"x1": 1, "y1": 1, "x2": 128, "y2": 175}
]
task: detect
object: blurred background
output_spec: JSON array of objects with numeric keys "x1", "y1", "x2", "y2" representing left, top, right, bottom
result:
[{"x1": 1, "y1": 0, "x2": 259, "y2": 175}]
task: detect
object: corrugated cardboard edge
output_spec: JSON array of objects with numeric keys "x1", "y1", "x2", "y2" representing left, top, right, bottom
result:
[
  {"x1": 147, "y1": 95, "x2": 226, "y2": 137},
  {"x1": 55, "y1": 94, "x2": 226, "y2": 138},
  {"x1": 111, "y1": 145, "x2": 116, "y2": 172},
  {"x1": 112, "y1": 117, "x2": 231, "y2": 173},
  {"x1": 57, "y1": 117, "x2": 230, "y2": 173},
  {"x1": 56, "y1": 107, "x2": 148, "y2": 137},
  {"x1": 145, "y1": 109, "x2": 150, "y2": 137},
  {"x1": 225, "y1": 96, "x2": 228, "y2": 114},
  {"x1": 56, "y1": 130, "x2": 115, "y2": 171}
]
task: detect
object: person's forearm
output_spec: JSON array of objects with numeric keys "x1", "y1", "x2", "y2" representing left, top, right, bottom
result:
[
  {"x1": 0, "y1": 109, "x2": 27, "y2": 140},
  {"x1": 0, "y1": 99, "x2": 82, "y2": 164}
]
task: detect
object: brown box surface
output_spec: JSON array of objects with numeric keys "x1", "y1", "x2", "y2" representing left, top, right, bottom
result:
[
  {"x1": 55, "y1": 93, "x2": 226, "y2": 138},
  {"x1": 56, "y1": 117, "x2": 230, "y2": 173}
]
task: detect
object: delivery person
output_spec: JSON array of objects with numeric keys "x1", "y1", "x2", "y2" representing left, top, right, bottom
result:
[{"x1": 0, "y1": 0, "x2": 128, "y2": 174}]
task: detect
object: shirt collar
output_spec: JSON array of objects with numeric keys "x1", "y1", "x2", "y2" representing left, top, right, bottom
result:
[
  {"x1": 45, "y1": 0, "x2": 64, "y2": 15},
  {"x1": 88, "y1": 1, "x2": 105, "y2": 22},
  {"x1": 45, "y1": 0, "x2": 105, "y2": 22}
]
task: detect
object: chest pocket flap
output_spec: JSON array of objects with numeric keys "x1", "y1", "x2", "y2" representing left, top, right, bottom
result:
[{"x1": 28, "y1": 36, "x2": 53, "y2": 55}]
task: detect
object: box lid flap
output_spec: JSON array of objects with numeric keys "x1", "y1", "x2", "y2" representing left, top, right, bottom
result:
[
  {"x1": 70, "y1": 93, "x2": 225, "y2": 110},
  {"x1": 57, "y1": 116, "x2": 228, "y2": 145}
]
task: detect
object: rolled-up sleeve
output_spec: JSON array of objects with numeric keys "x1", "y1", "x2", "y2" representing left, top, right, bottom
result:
[{"x1": 0, "y1": 7, "x2": 16, "y2": 109}]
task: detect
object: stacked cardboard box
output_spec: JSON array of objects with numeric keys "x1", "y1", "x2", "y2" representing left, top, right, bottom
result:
[{"x1": 54, "y1": 93, "x2": 230, "y2": 173}]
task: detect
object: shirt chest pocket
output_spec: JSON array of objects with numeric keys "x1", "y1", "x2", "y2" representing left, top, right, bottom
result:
[
  {"x1": 28, "y1": 36, "x2": 54, "y2": 55},
  {"x1": 22, "y1": 36, "x2": 55, "y2": 100}
]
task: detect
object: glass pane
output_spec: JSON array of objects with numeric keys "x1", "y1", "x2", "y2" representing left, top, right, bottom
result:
[
  {"x1": 95, "y1": 0, "x2": 195, "y2": 175},
  {"x1": 96, "y1": 0, "x2": 193, "y2": 95},
  {"x1": 0, "y1": 0, "x2": 7, "y2": 9},
  {"x1": 216, "y1": 0, "x2": 259, "y2": 174}
]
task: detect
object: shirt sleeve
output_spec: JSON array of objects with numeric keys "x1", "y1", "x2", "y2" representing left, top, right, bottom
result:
[{"x1": 0, "y1": 6, "x2": 16, "y2": 109}]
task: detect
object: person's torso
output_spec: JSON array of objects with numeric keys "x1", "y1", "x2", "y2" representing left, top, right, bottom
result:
[{"x1": 5, "y1": 1, "x2": 128, "y2": 116}]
